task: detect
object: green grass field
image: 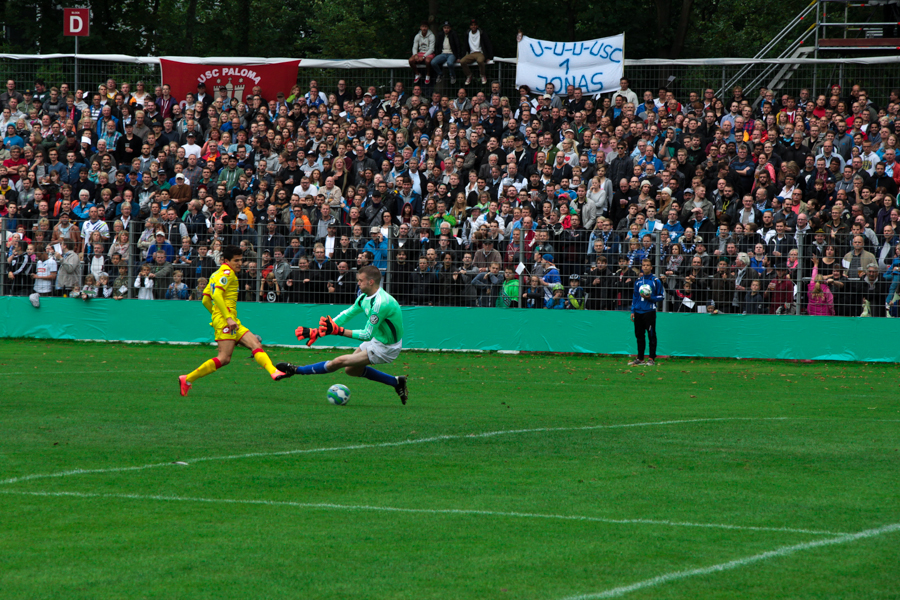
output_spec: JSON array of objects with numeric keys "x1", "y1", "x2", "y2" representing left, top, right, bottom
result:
[{"x1": 1, "y1": 339, "x2": 899, "y2": 599}]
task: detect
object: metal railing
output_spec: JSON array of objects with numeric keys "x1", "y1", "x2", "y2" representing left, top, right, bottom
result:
[{"x1": 3, "y1": 55, "x2": 900, "y2": 108}]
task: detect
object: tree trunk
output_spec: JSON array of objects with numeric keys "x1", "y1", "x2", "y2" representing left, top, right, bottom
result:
[
  {"x1": 668, "y1": 0, "x2": 694, "y2": 59},
  {"x1": 236, "y1": 0, "x2": 250, "y2": 49},
  {"x1": 566, "y1": 0, "x2": 578, "y2": 41},
  {"x1": 428, "y1": 0, "x2": 439, "y2": 32},
  {"x1": 145, "y1": 0, "x2": 161, "y2": 54},
  {"x1": 654, "y1": 0, "x2": 671, "y2": 57},
  {"x1": 185, "y1": 0, "x2": 198, "y2": 54}
]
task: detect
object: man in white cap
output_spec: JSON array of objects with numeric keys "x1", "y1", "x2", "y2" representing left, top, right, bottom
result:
[
  {"x1": 181, "y1": 131, "x2": 202, "y2": 159},
  {"x1": 170, "y1": 172, "x2": 193, "y2": 214}
]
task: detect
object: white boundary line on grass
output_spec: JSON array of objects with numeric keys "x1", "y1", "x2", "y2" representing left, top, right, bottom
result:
[
  {"x1": 0, "y1": 417, "x2": 783, "y2": 486},
  {"x1": 0, "y1": 489, "x2": 846, "y2": 536},
  {"x1": 557, "y1": 522, "x2": 900, "y2": 600}
]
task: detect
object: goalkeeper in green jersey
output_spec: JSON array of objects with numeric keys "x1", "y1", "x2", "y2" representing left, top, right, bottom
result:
[{"x1": 277, "y1": 265, "x2": 409, "y2": 404}]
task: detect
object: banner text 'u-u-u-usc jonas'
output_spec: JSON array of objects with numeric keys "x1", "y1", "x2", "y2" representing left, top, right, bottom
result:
[{"x1": 516, "y1": 34, "x2": 625, "y2": 96}]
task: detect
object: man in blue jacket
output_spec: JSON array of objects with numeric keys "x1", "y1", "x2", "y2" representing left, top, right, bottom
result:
[{"x1": 630, "y1": 258, "x2": 665, "y2": 366}]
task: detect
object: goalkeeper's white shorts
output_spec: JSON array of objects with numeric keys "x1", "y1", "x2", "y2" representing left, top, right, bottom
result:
[{"x1": 360, "y1": 339, "x2": 402, "y2": 364}]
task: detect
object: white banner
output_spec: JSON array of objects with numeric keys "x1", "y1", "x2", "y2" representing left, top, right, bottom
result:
[{"x1": 515, "y1": 34, "x2": 625, "y2": 96}]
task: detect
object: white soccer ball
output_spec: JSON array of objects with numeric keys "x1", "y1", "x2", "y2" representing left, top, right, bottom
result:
[
  {"x1": 327, "y1": 384, "x2": 351, "y2": 406},
  {"x1": 639, "y1": 284, "x2": 653, "y2": 298}
]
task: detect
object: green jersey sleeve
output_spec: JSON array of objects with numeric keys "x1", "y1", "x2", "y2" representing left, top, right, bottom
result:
[
  {"x1": 333, "y1": 295, "x2": 364, "y2": 327},
  {"x1": 347, "y1": 288, "x2": 404, "y2": 344}
]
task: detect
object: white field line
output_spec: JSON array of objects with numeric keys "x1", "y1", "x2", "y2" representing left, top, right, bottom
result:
[
  {"x1": 0, "y1": 417, "x2": 783, "y2": 486},
  {"x1": 558, "y1": 522, "x2": 900, "y2": 600},
  {"x1": 0, "y1": 489, "x2": 845, "y2": 537}
]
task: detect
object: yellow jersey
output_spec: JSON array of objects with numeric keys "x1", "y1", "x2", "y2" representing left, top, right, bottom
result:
[{"x1": 204, "y1": 264, "x2": 239, "y2": 320}]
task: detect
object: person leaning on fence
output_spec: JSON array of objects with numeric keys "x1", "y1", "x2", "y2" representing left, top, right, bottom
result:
[
  {"x1": 472, "y1": 262, "x2": 505, "y2": 307},
  {"x1": 8, "y1": 241, "x2": 32, "y2": 295},
  {"x1": 853, "y1": 264, "x2": 890, "y2": 317},
  {"x1": 807, "y1": 255, "x2": 835, "y2": 316},
  {"x1": 565, "y1": 274, "x2": 586, "y2": 309},
  {"x1": 765, "y1": 258, "x2": 794, "y2": 314}
]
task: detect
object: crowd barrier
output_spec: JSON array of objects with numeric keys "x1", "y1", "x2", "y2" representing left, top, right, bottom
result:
[{"x1": 2, "y1": 297, "x2": 898, "y2": 362}]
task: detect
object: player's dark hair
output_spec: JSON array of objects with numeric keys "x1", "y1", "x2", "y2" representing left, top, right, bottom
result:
[
  {"x1": 222, "y1": 245, "x2": 242, "y2": 260},
  {"x1": 359, "y1": 265, "x2": 382, "y2": 285}
]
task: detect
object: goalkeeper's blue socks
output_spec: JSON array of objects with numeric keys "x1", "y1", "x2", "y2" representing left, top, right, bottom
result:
[
  {"x1": 296, "y1": 361, "x2": 330, "y2": 375},
  {"x1": 363, "y1": 366, "x2": 398, "y2": 387},
  {"x1": 293, "y1": 362, "x2": 396, "y2": 387}
]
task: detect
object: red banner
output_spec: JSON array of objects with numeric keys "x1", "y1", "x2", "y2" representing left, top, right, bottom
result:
[{"x1": 159, "y1": 59, "x2": 300, "y2": 106}]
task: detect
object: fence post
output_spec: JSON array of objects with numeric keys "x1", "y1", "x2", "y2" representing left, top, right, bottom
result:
[
  {"x1": 655, "y1": 230, "x2": 667, "y2": 312},
  {"x1": 256, "y1": 227, "x2": 262, "y2": 302},
  {"x1": 519, "y1": 224, "x2": 527, "y2": 306},
  {"x1": 127, "y1": 219, "x2": 135, "y2": 299},
  {"x1": 721, "y1": 66, "x2": 726, "y2": 97},
  {"x1": 389, "y1": 69, "x2": 394, "y2": 91},
  {"x1": 385, "y1": 227, "x2": 393, "y2": 294},
  {"x1": 1, "y1": 217, "x2": 6, "y2": 297},
  {"x1": 795, "y1": 231, "x2": 803, "y2": 315}
]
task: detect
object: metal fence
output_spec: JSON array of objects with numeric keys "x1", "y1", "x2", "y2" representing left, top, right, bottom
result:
[
  {"x1": 3, "y1": 56, "x2": 900, "y2": 105},
  {"x1": 3, "y1": 216, "x2": 897, "y2": 317},
  {"x1": 380, "y1": 228, "x2": 899, "y2": 317}
]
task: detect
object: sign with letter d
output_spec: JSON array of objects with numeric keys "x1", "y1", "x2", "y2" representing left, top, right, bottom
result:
[
  {"x1": 63, "y1": 8, "x2": 90, "y2": 36},
  {"x1": 516, "y1": 34, "x2": 624, "y2": 96}
]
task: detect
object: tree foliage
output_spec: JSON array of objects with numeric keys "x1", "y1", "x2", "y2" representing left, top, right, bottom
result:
[{"x1": 2, "y1": 0, "x2": 813, "y2": 60}]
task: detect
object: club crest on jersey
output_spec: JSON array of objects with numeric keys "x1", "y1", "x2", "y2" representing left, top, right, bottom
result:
[
  {"x1": 219, "y1": 276, "x2": 228, "y2": 285},
  {"x1": 370, "y1": 315, "x2": 379, "y2": 324}
]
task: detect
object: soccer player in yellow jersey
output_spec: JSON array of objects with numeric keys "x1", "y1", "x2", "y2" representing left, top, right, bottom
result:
[{"x1": 179, "y1": 245, "x2": 287, "y2": 396}]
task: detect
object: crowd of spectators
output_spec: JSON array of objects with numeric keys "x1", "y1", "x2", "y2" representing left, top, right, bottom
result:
[{"x1": 1, "y1": 60, "x2": 899, "y2": 316}]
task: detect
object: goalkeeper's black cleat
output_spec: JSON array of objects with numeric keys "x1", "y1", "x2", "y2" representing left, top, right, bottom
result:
[
  {"x1": 275, "y1": 362, "x2": 297, "y2": 377},
  {"x1": 395, "y1": 375, "x2": 408, "y2": 405}
]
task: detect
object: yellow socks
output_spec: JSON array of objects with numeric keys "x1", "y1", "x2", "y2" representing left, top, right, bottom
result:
[
  {"x1": 252, "y1": 349, "x2": 277, "y2": 376},
  {"x1": 186, "y1": 358, "x2": 222, "y2": 383},
  {"x1": 186, "y1": 352, "x2": 275, "y2": 383}
]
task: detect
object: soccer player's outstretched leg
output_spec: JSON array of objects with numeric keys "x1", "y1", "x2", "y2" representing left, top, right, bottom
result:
[
  {"x1": 277, "y1": 266, "x2": 408, "y2": 404},
  {"x1": 179, "y1": 245, "x2": 287, "y2": 396}
]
